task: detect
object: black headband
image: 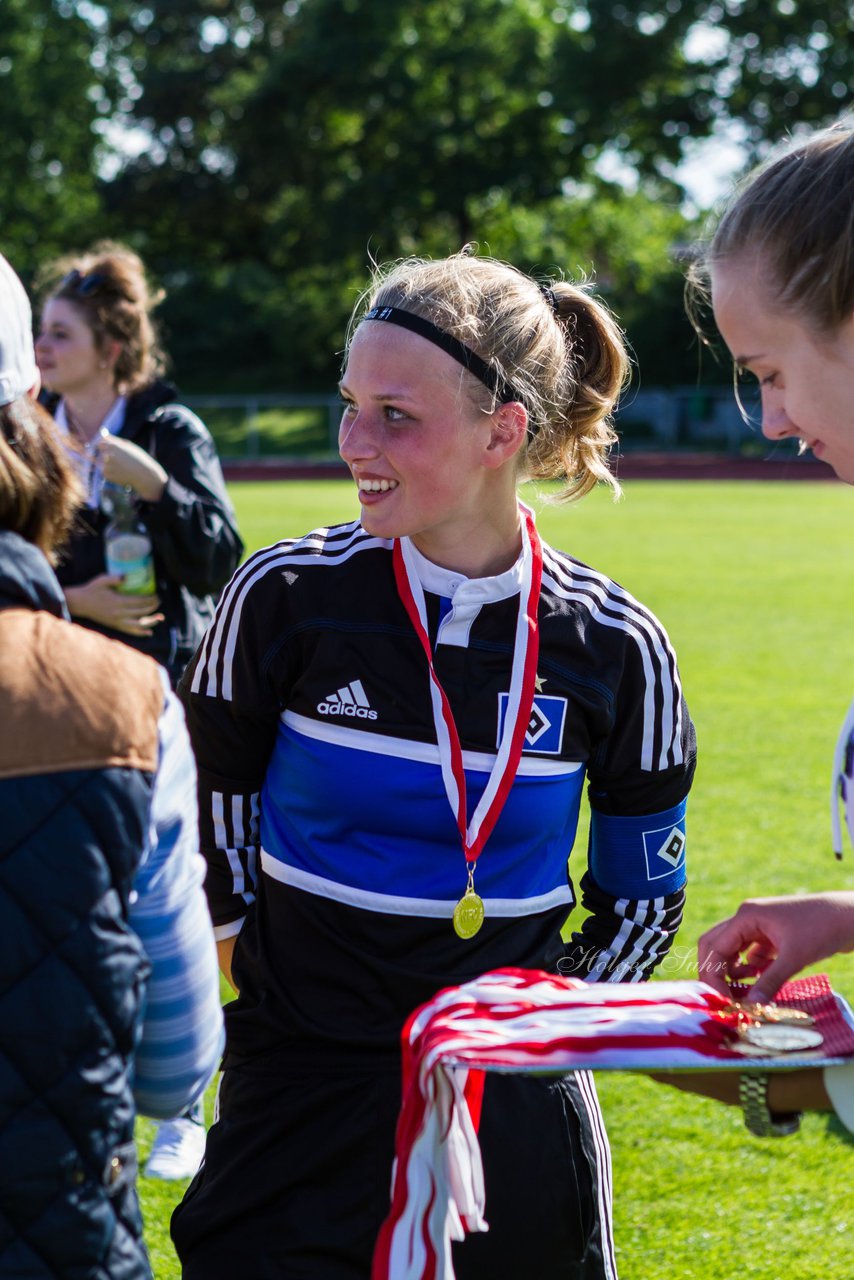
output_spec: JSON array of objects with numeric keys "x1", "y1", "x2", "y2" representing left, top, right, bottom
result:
[{"x1": 363, "y1": 305, "x2": 523, "y2": 405}]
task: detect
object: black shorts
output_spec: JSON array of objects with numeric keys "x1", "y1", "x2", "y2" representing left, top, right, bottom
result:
[{"x1": 171, "y1": 1060, "x2": 616, "y2": 1280}]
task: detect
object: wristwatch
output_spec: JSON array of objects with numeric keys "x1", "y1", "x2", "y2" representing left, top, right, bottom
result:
[{"x1": 739, "y1": 1072, "x2": 801, "y2": 1137}]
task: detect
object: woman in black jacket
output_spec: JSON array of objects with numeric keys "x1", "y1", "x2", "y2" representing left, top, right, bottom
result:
[{"x1": 36, "y1": 241, "x2": 243, "y2": 687}]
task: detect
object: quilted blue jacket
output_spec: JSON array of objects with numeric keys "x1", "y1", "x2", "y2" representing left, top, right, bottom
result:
[{"x1": 0, "y1": 530, "x2": 165, "y2": 1279}]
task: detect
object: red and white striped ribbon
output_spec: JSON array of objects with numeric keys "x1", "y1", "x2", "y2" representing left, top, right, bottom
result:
[{"x1": 372, "y1": 969, "x2": 742, "y2": 1280}]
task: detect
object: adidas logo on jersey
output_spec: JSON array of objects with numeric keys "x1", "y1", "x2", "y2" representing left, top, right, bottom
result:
[{"x1": 317, "y1": 679, "x2": 378, "y2": 720}]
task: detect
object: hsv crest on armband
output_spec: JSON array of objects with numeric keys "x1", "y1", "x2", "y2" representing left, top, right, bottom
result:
[
  {"x1": 643, "y1": 825, "x2": 686, "y2": 877},
  {"x1": 589, "y1": 800, "x2": 688, "y2": 897}
]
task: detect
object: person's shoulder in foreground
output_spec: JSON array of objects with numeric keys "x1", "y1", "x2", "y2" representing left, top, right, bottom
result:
[{"x1": 0, "y1": 552, "x2": 222, "y2": 1275}]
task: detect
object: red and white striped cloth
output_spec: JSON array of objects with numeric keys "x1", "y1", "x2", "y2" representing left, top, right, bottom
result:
[{"x1": 371, "y1": 968, "x2": 744, "y2": 1280}]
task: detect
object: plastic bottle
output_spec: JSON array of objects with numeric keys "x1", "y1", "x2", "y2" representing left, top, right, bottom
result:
[{"x1": 102, "y1": 483, "x2": 156, "y2": 596}]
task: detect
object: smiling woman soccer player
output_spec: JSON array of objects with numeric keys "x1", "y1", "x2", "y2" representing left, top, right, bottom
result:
[{"x1": 172, "y1": 251, "x2": 696, "y2": 1280}]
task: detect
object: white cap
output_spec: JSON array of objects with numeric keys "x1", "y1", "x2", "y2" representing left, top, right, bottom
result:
[{"x1": 0, "y1": 252, "x2": 39, "y2": 407}]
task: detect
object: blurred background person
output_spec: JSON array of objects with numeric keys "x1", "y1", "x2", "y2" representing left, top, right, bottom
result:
[
  {"x1": 34, "y1": 241, "x2": 242, "y2": 1179},
  {"x1": 35, "y1": 240, "x2": 243, "y2": 690},
  {"x1": 0, "y1": 249, "x2": 223, "y2": 1277}
]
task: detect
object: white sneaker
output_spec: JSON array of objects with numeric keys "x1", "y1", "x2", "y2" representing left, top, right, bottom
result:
[{"x1": 144, "y1": 1113, "x2": 206, "y2": 1181}]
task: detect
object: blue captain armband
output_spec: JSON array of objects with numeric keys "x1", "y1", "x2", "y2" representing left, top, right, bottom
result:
[{"x1": 589, "y1": 799, "x2": 687, "y2": 898}]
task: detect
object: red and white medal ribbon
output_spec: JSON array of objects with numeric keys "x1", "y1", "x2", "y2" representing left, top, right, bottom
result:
[
  {"x1": 391, "y1": 502, "x2": 543, "y2": 890},
  {"x1": 371, "y1": 970, "x2": 743, "y2": 1280}
]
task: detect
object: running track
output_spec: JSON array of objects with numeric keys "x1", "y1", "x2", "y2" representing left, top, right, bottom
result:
[{"x1": 222, "y1": 453, "x2": 838, "y2": 483}]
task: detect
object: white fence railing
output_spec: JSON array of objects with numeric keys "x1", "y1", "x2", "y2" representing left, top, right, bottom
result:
[{"x1": 183, "y1": 393, "x2": 341, "y2": 457}]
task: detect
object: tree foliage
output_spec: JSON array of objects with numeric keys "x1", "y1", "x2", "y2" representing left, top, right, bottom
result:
[
  {"x1": 0, "y1": 0, "x2": 106, "y2": 277},
  {"x1": 104, "y1": 0, "x2": 701, "y2": 265},
  {"x1": 96, "y1": 0, "x2": 852, "y2": 388},
  {"x1": 681, "y1": 0, "x2": 853, "y2": 148},
  {"x1": 4, "y1": 1, "x2": 852, "y2": 389}
]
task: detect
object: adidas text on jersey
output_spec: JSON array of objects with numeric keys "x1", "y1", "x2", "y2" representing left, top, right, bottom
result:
[{"x1": 317, "y1": 679, "x2": 378, "y2": 721}]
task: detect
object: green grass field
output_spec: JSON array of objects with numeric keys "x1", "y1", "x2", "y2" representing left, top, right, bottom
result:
[{"x1": 139, "y1": 478, "x2": 854, "y2": 1279}]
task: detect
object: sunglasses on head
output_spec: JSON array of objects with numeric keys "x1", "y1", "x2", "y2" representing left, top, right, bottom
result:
[{"x1": 60, "y1": 269, "x2": 107, "y2": 297}]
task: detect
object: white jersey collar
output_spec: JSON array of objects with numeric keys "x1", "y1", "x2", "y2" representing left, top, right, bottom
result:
[{"x1": 402, "y1": 536, "x2": 526, "y2": 605}]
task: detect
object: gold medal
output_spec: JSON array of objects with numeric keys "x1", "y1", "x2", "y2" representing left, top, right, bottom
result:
[
  {"x1": 453, "y1": 889, "x2": 485, "y2": 939},
  {"x1": 732, "y1": 1000, "x2": 815, "y2": 1027},
  {"x1": 453, "y1": 865, "x2": 485, "y2": 939},
  {"x1": 729, "y1": 999, "x2": 824, "y2": 1054}
]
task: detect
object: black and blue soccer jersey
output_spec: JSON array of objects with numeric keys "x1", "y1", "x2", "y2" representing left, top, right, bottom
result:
[{"x1": 181, "y1": 520, "x2": 696, "y2": 1065}]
